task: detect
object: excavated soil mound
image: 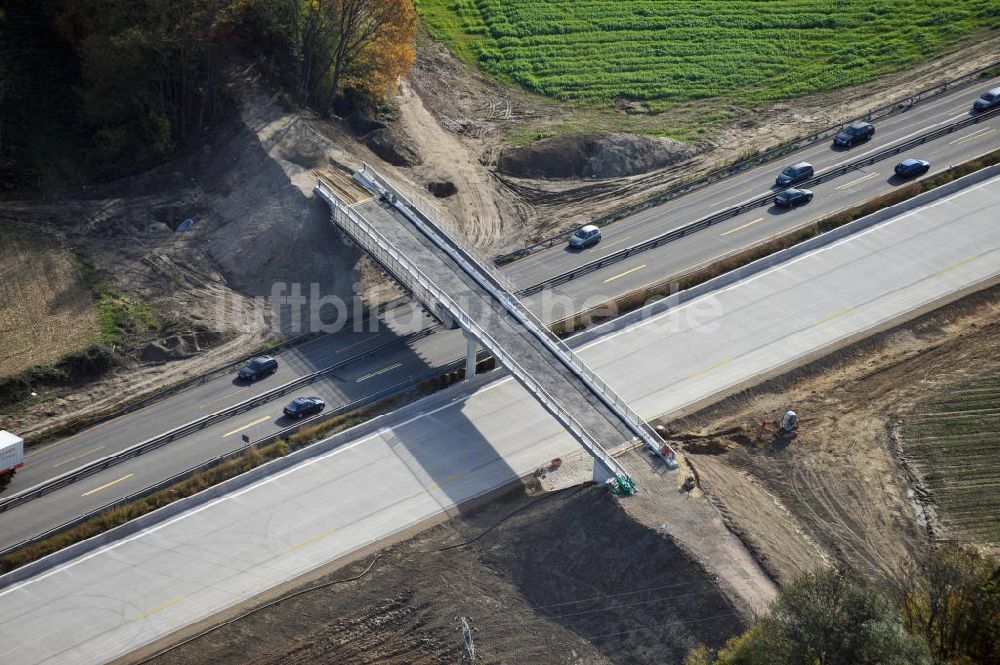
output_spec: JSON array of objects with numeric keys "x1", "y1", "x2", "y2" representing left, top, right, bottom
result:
[
  {"x1": 498, "y1": 132, "x2": 695, "y2": 180},
  {"x1": 363, "y1": 128, "x2": 423, "y2": 167}
]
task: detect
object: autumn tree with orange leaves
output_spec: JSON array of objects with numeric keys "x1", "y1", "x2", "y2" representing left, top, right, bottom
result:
[{"x1": 247, "y1": 0, "x2": 416, "y2": 110}]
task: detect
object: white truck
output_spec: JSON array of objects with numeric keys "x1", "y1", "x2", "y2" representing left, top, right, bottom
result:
[{"x1": 0, "y1": 430, "x2": 24, "y2": 484}]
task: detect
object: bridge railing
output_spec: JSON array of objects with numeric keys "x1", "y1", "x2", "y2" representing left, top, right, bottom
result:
[
  {"x1": 317, "y1": 181, "x2": 634, "y2": 487},
  {"x1": 356, "y1": 165, "x2": 676, "y2": 467}
]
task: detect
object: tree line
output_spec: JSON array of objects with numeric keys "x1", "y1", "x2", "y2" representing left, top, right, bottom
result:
[
  {"x1": 0, "y1": 0, "x2": 415, "y2": 182},
  {"x1": 687, "y1": 545, "x2": 999, "y2": 665}
]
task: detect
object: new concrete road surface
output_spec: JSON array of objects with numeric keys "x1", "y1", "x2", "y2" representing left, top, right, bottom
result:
[
  {"x1": 5, "y1": 77, "x2": 1000, "y2": 544},
  {"x1": 2, "y1": 174, "x2": 998, "y2": 665}
]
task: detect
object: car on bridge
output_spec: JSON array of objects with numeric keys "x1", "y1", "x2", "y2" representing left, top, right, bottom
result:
[
  {"x1": 283, "y1": 396, "x2": 326, "y2": 419},
  {"x1": 972, "y1": 88, "x2": 1000, "y2": 112},
  {"x1": 894, "y1": 158, "x2": 931, "y2": 179},
  {"x1": 238, "y1": 355, "x2": 278, "y2": 382},
  {"x1": 568, "y1": 224, "x2": 602, "y2": 249},
  {"x1": 775, "y1": 161, "x2": 815, "y2": 187},
  {"x1": 833, "y1": 121, "x2": 875, "y2": 148},
  {"x1": 774, "y1": 188, "x2": 814, "y2": 208}
]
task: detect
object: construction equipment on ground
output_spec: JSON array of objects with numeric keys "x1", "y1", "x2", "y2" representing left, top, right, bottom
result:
[{"x1": 757, "y1": 410, "x2": 799, "y2": 441}]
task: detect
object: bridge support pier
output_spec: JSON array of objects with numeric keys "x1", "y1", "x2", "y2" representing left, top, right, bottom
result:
[
  {"x1": 592, "y1": 461, "x2": 613, "y2": 485},
  {"x1": 465, "y1": 332, "x2": 478, "y2": 381}
]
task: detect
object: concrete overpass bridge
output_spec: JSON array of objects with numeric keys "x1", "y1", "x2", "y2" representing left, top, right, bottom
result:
[{"x1": 315, "y1": 165, "x2": 676, "y2": 491}]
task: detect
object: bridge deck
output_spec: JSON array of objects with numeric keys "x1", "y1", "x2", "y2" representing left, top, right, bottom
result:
[{"x1": 354, "y1": 197, "x2": 636, "y2": 451}]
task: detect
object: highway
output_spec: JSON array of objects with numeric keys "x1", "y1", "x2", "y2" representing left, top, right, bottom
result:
[
  {"x1": 506, "y1": 74, "x2": 1000, "y2": 288},
  {"x1": 518, "y1": 105, "x2": 1000, "y2": 309},
  {"x1": 1, "y1": 175, "x2": 997, "y2": 665},
  {"x1": 2, "y1": 76, "x2": 999, "y2": 543}
]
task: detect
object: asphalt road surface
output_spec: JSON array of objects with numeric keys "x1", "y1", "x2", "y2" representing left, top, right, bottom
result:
[
  {"x1": 506, "y1": 75, "x2": 1000, "y2": 289},
  {"x1": 521, "y1": 110, "x2": 1000, "y2": 309},
  {"x1": 1, "y1": 175, "x2": 998, "y2": 665},
  {"x1": 2, "y1": 77, "x2": 999, "y2": 540}
]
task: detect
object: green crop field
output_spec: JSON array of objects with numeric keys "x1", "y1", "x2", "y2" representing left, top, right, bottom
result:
[
  {"x1": 418, "y1": 0, "x2": 1000, "y2": 106},
  {"x1": 903, "y1": 374, "x2": 1000, "y2": 544}
]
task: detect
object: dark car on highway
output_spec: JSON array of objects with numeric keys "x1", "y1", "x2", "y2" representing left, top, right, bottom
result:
[
  {"x1": 972, "y1": 88, "x2": 1000, "y2": 112},
  {"x1": 775, "y1": 161, "x2": 815, "y2": 187},
  {"x1": 238, "y1": 355, "x2": 278, "y2": 382},
  {"x1": 774, "y1": 188, "x2": 814, "y2": 208},
  {"x1": 283, "y1": 396, "x2": 326, "y2": 419},
  {"x1": 833, "y1": 121, "x2": 875, "y2": 148},
  {"x1": 894, "y1": 158, "x2": 930, "y2": 178}
]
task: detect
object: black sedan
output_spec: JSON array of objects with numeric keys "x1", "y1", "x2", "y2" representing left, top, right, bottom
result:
[
  {"x1": 283, "y1": 396, "x2": 326, "y2": 419},
  {"x1": 894, "y1": 158, "x2": 930, "y2": 178},
  {"x1": 774, "y1": 188, "x2": 814, "y2": 208}
]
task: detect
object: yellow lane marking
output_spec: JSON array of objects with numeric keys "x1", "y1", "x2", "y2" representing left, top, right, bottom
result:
[
  {"x1": 425, "y1": 470, "x2": 469, "y2": 492},
  {"x1": 720, "y1": 217, "x2": 764, "y2": 237},
  {"x1": 602, "y1": 234, "x2": 634, "y2": 248},
  {"x1": 287, "y1": 530, "x2": 334, "y2": 552},
  {"x1": 815, "y1": 307, "x2": 855, "y2": 326},
  {"x1": 935, "y1": 256, "x2": 976, "y2": 275},
  {"x1": 603, "y1": 264, "x2": 647, "y2": 284},
  {"x1": 356, "y1": 362, "x2": 403, "y2": 383},
  {"x1": 222, "y1": 415, "x2": 271, "y2": 438},
  {"x1": 687, "y1": 358, "x2": 731, "y2": 379},
  {"x1": 835, "y1": 172, "x2": 879, "y2": 190},
  {"x1": 53, "y1": 445, "x2": 105, "y2": 469},
  {"x1": 199, "y1": 387, "x2": 248, "y2": 409},
  {"x1": 134, "y1": 596, "x2": 185, "y2": 621},
  {"x1": 949, "y1": 127, "x2": 995, "y2": 145},
  {"x1": 336, "y1": 335, "x2": 378, "y2": 354},
  {"x1": 82, "y1": 473, "x2": 134, "y2": 497}
]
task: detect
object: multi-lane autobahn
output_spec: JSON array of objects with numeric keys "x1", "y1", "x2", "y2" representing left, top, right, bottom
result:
[
  {"x1": 2, "y1": 172, "x2": 998, "y2": 665},
  {"x1": 2, "y1": 76, "x2": 999, "y2": 548}
]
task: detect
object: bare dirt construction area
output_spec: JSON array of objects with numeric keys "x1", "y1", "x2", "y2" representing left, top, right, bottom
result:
[
  {"x1": 0, "y1": 227, "x2": 97, "y2": 377},
  {"x1": 134, "y1": 484, "x2": 750, "y2": 665},
  {"x1": 659, "y1": 285, "x2": 1000, "y2": 586}
]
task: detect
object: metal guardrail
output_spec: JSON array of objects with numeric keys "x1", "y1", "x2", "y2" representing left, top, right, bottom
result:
[
  {"x1": 317, "y1": 181, "x2": 634, "y2": 486},
  {"x1": 494, "y1": 60, "x2": 1000, "y2": 266},
  {"x1": 352, "y1": 166, "x2": 675, "y2": 468},
  {"x1": 0, "y1": 369, "x2": 449, "y2": 559},
  {"x1": 30, "y1": 330, "x2": 324, "y2": 444},
  {"x1": 517, "y1": 104, "x2": 1000, "y2": 298},
  {"x1": 357, "y1": 168, "x2": 519, "y2": 295},
  {"x1": 0, "y1": 326, "x2": 438, "y2": 514}
]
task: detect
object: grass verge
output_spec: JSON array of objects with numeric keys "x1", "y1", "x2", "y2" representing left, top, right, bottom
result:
[
  {"x1": 551, "y1": 147, "x2": 1000, "y2": 336},
  {"x1": 0, "y1": 257, "x2": 158, "y2": 413}
]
